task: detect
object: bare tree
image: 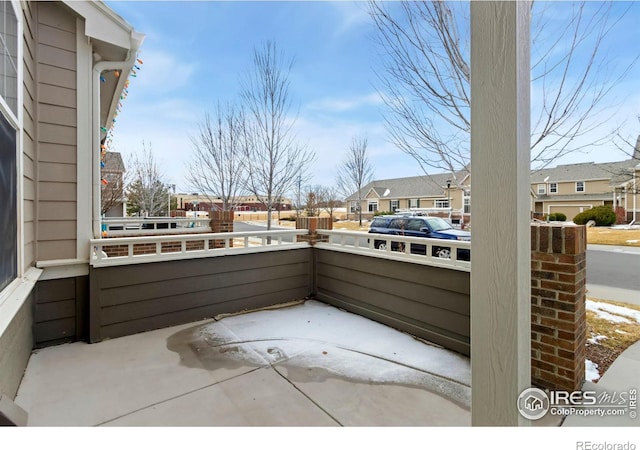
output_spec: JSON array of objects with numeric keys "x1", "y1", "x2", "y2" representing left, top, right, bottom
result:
[
  {"x1": 614, "y1": 117, "x2": 640, "y2": 162},
  {"x1": 241, "y1": 41, "x2": 315, "y2": 230},
  {"x1": 319, "y1": 185, "x2": 344, "y2": 221},
  {"x1": 337, "y1": 136, "x2": 374, "y2": 226},
  {"x1": 368, "y1": 0, "x2": 637, "y2": 179},
  {"x1": 126, "y1": 142, "x2": 170, "y2": 217},
  {"x1": 186, "y1": 103, "x2": 247, "y2": 211},
  {"x1": 303, "y1": 184, "x2": 324, "y2": 217},
  {"x1": 100, "y1": 151, "x2": 129, "y2": 216}
]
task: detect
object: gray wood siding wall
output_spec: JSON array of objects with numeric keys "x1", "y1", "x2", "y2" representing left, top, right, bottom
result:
[
  {"x1": 35, "y1": 2, "x2": 77, "y2": 261},
  {"x1": 34, "y1": 276, "x2": 88, "y2": 348},
  {"x1": 315, "y1": 250, "x2": 471, "y2": 355},
  {"x1": 0, "y1": 290, "x2": 34, "y2": 399},
  {"x1": 89, "y1": 249, "x2": 313, "y2": 342},
  {"x1": 22, "y1": 2, "x2": 36, "y2": 270}
]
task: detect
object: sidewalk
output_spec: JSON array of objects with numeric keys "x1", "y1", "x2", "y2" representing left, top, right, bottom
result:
[{"x1": 562, "y1": 340, "x2": 640, "y2": 427}]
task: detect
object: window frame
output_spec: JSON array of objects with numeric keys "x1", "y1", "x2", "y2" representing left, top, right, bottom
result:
[
  {"x1": 576, "y1": 181, "x2": 585, "y2": 193},
  {"x1": 409, "y1": 198, "x2": 419, "y2": 209},
  {"x1": 537, "y1": 183, "x2": 546, "y2": 195},
  {"x1": 434, "y1": 199, "x2": 450, "y2": 209},
  {"x1": 390, "y1": 199, "x2": 399, "y2": 211},
  {"x1": 549, "y1": 183, "x2": 557, "y2": 194},
  {"x1": 367, "y1": 200, "x2": 378, "y2": 213},
  {"x1": 0, "y1": 0, "x2": 23, "y2": 306}
]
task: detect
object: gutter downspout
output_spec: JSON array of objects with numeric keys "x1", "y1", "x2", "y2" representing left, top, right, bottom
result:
[{"x1": 91, "y1": 52, "x2": 138, "y2": 240}]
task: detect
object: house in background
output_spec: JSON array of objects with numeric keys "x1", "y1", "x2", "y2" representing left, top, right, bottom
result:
[
  {"x1": 100, "y1": 151, "x2": 126, "y2": 217},
  {"x1": 0, "y1": 0, "x2": 142, "y2": 400},
  {"x1": 348, "y1": 142, "x2": 640, "y2": 225},
  {"x1": 531, "y1": 155, "x2": 640, "y2": 221},
  {"x1": 345, "y1": 171, "x2": 471, "y2": 226}
]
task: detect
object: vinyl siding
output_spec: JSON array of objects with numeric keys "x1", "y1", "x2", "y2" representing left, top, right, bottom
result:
[
  {"x1": 22, "y1": 2, "x2": 36, "y2": 270},
  {"x1": 35, "y1": 2, "x2": 77, "y2": 261}
]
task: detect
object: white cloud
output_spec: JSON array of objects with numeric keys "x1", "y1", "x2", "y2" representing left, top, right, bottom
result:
[
  {"x1": 131, "y1": 49, "x2": 197, "y2": 95},
  {"x1": 306, "y1": 92, "x2": 384, "y2": 113},
  {"x1": 329, "y1": 2, "x2": 371, "y2": 37}
]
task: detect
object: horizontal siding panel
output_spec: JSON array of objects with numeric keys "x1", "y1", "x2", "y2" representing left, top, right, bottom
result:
[
  {"x1": 37, "y1": 43, "x2": 76, "y2": 71},
  {"x1": 24, "y1": 222, "x2": 35, "y2": 247},
  {"x1": 318, "y1": 263, "x2": 469, "y2": 315},
  {"x1": 37, "y1": 240, "x2": 76, "y2": 261},
  {"x1": 39, "y1": 161, "x2": 77, "y2": 183},
  {"x1": 23, "y1": 199, "x2": 35, "y2": 222},
  {"x1": 101, "y1": 275, "x2": 309, "y2": 326},
  {"x1": 317, "y1": 250, "x2": 470, "y2": 295},
  {"x1": 23, "y1": 43, "x2": 36, "y2": 83},
  {"x1": 38, "y1": 181, "x2": 76, "y2": 201},
  {"x1": 317, "y1": 275, "x2": 469, "y2": 337},
  {"x1": 35, "y1": 318, "x2": 76, "y2": 344},
  {"x1": 98, "y1": 248, "x2": 312, "y2": 289},
  {"x1": 37, "y1": 63, "x2": 76, "y2": 90},
  {"x1": 22, "y1": 135, "x2": 35, "y2": 160},
  {"x1": 38, "y1": 2, "x2": 76, "y2": 33},
  {"x1": 38, "y1": 122, "x2": 77, "y2": 146},
  {"x1": 36, "y1": 299, "x2": 76, "y2": 322},
  {"x1": 38, "y1": 143, "x2": 76, "y2": 164},
  {"x1": 100, "y1": 261, "x2": 309, "y2": 306},
  {"x1": 38, "y1": 201, "x2": 77, "y2": 221},
  {"x1": 23, "y1": 155, "x2": 35, "y2": 181},
  {"x1": 37, "y1": 23, "x2": 76, "y2": 52},
  {"x1": 38, "y1": 278, "x2": 76, "y2": 302},
  {"x1": 38, "y1": 83, "x2": 76, "y2": 109},
  {"x1": 23, "y1": 82, "x2": 35, "y2": 116},
  {"x1": 23, "y1": 178, "x2": 35, "y2": 201},
  {"x1": 39, "y1": 103, "x2": 76, "y2": 127},
  {"x1": 100, "y1": 287, "x2": 308, "y2": 342},
  {"x1": 22, "y1": 112, "x2": 35, "y2": 140},
  {"x1": 38, "y1": 220, "x2": 77, "y2": 241},
  {"x1": 23, "y1": 242, "x2": 35, "y2": 270},
  {"x1": 0, "y1": 295, "x2": 33, "y2": 399}
]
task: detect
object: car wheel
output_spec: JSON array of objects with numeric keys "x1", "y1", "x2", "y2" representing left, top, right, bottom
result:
[
  {"x1": 435, "y1": 247, "x2": 451, "y2": 259},
  {"x1": 376, "y1": 241, "x2": 387, "y2": 250}
]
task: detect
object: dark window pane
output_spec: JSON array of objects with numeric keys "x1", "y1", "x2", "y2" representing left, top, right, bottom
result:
[{"x1": 0, "y1": 111, "x2": 17, "y2": 291}]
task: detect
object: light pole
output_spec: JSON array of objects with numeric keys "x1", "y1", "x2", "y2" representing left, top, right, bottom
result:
[
  {"x1": 446, "y1": 179, "x2": 452, "y2": 219},
  {"x1": 168, "y1": 184, "x2": 175, "y2": 217}
]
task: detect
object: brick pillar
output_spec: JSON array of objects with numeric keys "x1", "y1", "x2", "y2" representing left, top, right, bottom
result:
[
  {"x1": 530, "y1": 224, "x2": 587, "y2": 391},
  {"x1": 615, "y1": 206, "x2": 626, "y2": 225},
  {"x1": 295, "y1": 217, "x2": 332, "y2": 245},
  {"x1": 210, "y1": 211, "x2": 234, "y2": 249}
]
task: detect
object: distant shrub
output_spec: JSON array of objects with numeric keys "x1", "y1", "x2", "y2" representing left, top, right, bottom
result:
[
  {"x1": 548, "y1": 212, "x2": 566, "y2": 222},
  {"x1": 573, "y1": 206, "x2": 616, "y2": 226},
  {"x1": 374, "y1": 211, "x2": 394, "y2": 216}
]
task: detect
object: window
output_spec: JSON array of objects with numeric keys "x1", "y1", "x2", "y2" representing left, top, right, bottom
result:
[
  {"x1": 390, "y1": 200, "x2": 399, "y2": 211},
  {"x1": 409, "y1": 198, "x2": 419, "y2": 208},
  {"x1": 463, "y1": 197, "x2": 470, "y2": 214},
  {"x1": 537, "y1": 184, "x2": 546, "y2": 195},
  {"x1": 350, "y1": 201, "x2": 360, "y2": 213},
  {"x1": 576, "y1": 181, "x2": 585, "y2": 193},
  {"x1": 549, "y1": 183, "x2": 557, "y2": 194},
  {"x1": 435, "y1": 199, "x2": 450, "y2": 209},
  {"x1": 0, "y1": 2, "x2": 19, "y2": 295},
  {"x1": 368, "y1": 201, "x2": 378, "y2": 212},
  {"x1": 0, "y1": 2, "x2": 19, "y2": 116}
]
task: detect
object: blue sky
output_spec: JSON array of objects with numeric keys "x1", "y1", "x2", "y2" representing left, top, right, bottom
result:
[{"x1": 105, "y1": 1, "x2": 640, "y2": 194}]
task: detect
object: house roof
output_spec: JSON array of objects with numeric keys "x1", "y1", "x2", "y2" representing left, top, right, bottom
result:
[
  {"x1": 534, "y1": 193, "x2": 614, "y2": 202},
  {"x1": 346, "y1": 172, "x2": 466, "y2": 201},
  {"x1": 530, "y1": 160, "x2": 636, "y2": 185},
  {"x1": 102, "y1": 152, "x2": 125, "y2": 173}
]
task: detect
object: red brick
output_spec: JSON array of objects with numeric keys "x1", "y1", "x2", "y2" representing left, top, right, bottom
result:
[
  {"x1": 540, "y1": 279, "x2": 578, "y2": 293},
  {"x1": 532, "y1": 251, "x2": 556, "y2": 262},
  {"x1": 540, "y1": 262, "x2": 577, "y2": 274},
  {"x1": 552, "y1": 227, "x2": 563, "y2": 253},
  {"x1": 540, "y1": 317, "x2": 575, "y2": 332}
]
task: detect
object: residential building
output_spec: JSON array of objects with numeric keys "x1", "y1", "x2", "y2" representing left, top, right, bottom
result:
[
  {"x1": 347, "y1": 146, "x2": 640, "y2": 224},
  {"x1": 172, "y1": 193, "x2": 293, "y2": 214},
  {"x1": 345, "y1": 171, "x2": 471, "y2": 226}
]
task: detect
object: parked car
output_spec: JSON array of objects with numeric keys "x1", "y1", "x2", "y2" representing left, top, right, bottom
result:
[{"x1": 368, "y1": 215, "x2": 471, "y2": 261}]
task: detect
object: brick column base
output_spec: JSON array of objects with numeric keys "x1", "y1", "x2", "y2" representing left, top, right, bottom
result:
[
  {"x1": 210, "y1": 211, "x2": 234, "y2": 248},
  {"x1": 530, "y1": 224, "x2": 587, "y2": 392},
  {"x1": 296, "y1": 217, "x2": 332, "y2": 245}
]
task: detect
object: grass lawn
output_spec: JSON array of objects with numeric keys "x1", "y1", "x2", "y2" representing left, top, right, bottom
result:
[
  {"x1": 586, "y1": 227, "x2": 640, "y2": 246},
  {"x1": 585, "y1": 298, "x2": 640, "y2": 382}
]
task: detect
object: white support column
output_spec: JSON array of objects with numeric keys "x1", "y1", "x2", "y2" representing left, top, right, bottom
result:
[{"x1": 470, "y1": 1, "x2": 531, "y2": 426}]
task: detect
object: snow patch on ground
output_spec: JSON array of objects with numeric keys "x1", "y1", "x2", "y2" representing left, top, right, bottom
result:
[
  {"x1": 626, "y1": 240, "x2": 640, "y2": 244},
  {"x1": 586, "y1": 300, "x2": 640, "y2": 324},
  {"x1": 587, "y1": 334, "x2": 608, "y2": 345},
  {"x1": 197, "y1": 301, "x2": 471, "y2": 405},
  {"x1": 585, "y1": 359, "x2": 600, "y2": 382}
]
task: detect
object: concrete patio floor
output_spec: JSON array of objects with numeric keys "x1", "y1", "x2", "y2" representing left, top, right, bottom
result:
[{"x1": 15, "y1": 300, "x2": 473, "y2": 426}]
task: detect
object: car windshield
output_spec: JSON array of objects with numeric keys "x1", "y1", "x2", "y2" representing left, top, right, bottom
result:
[{"x1": 425, "y1": 217, "x2": 453, "y2": 231}]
